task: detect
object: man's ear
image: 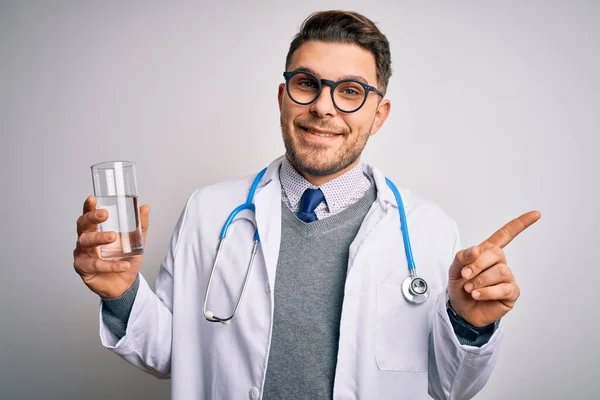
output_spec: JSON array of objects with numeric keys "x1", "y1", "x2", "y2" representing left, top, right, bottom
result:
[
  {"x1": 369, "y1": 98, "x2": 391, "y2": 137},
  {"x1": 278, "y1": 83, "x2": 285, "y2": 111}
]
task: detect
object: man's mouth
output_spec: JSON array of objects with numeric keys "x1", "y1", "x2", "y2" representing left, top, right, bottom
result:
[{"x1": 299, "y1": 125, "x2": 342, "y2": 138}]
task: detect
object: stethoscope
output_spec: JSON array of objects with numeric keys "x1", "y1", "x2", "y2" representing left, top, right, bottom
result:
[{"x1": 203, "y1": 167, "x2": 429, "y2": 324}]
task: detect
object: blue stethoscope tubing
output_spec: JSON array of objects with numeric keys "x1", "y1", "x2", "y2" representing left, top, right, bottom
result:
[
  {"x1": 202, "y1": 168, "x2": 267, "y2": 324},
  {"x1": 203, "y1": 167, "x2": 429, "y2": 324}
]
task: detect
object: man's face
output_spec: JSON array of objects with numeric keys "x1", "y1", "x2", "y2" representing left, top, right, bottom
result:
[{"x1": 278, "y1": 41, "x2": 391, "y2": 180}]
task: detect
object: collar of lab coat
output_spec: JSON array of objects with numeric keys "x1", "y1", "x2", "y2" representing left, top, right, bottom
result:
[{"x1": 255, "y1": 155, "x2": 404, "y2": 212}]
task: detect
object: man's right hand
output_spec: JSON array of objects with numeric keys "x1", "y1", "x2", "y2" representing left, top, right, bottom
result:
[{"x1": 73, "y1": 195, "x2": 150, "y2": 299}]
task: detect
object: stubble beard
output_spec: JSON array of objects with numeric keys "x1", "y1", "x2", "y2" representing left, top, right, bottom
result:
[{"x1": 280, "y1": 117, "x2": 372, "y2": 177}]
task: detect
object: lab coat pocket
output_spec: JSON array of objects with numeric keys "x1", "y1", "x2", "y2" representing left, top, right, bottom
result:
[{"x1": 375, "y1": 283, "x2": 431, "y2": 372}]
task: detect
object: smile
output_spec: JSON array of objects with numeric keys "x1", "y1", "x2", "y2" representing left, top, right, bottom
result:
[{"x1": 300, "y1": 126, "x2": 342, "y2": 138}]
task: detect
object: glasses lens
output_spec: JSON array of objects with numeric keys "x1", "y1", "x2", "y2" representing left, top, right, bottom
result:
[
  {"x1": 333, "y1": 80, "x2": 367, "y2": 112},
  {"x1": 288, "y1": 73, "x2": 320, "y2": 104}
]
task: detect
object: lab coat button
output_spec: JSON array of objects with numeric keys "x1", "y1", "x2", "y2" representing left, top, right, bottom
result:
[
  {"x1": 265, "y1": 283, "x2": 271, "y2": 294},
  {"x1": 249, "y1": 387, "x2": 259, "y2": 399}
]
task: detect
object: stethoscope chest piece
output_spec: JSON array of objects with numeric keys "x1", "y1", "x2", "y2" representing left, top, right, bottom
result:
[{"x1": 402, "y1": 275, "x2": 429, "y2": 304}]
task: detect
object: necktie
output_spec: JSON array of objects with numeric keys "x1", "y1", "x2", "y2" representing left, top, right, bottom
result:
[{"x1": 297, "y1": 188, "x2": 325, "y2": 223}]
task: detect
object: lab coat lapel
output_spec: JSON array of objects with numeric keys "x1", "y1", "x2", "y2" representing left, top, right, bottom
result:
[
  {"x1": 348, "y1": 164, "x2": 413, "y2": 272},
  {"x1": 253, "y1": 157, "x2": 284, "y2": 292}
]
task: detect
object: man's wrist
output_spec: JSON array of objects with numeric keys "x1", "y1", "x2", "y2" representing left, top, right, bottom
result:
[{"x1": 447, "y1": 301, "x2": 497, "y2": 343}]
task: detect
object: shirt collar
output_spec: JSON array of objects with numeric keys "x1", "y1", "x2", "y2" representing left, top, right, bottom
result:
[{"x1": 279, "y1": 156, "x2": 371, "y2": 214}]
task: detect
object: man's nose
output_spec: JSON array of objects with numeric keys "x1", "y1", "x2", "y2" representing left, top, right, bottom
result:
[{"x1": 309, "y1": 84, "x2": 337, "y2": 117}]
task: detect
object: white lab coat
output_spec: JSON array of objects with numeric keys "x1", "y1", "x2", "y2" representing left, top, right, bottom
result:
[{"x1": 99, "y1": 156, "x2": 503, "y2": 399}]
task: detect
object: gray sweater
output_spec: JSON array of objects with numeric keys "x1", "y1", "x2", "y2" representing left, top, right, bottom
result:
[{"x1": 261, "y1": 185, "x2": 377, "y2": 399}]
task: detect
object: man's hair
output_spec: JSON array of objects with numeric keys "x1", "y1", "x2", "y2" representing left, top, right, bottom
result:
[{"x1": 285, "y1": 10, "x2": 392, "y2": 94}]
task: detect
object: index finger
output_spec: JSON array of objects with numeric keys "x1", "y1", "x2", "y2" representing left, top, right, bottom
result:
[{"x1": 480, "y1": 210, "x2": 541, "y2": 250}]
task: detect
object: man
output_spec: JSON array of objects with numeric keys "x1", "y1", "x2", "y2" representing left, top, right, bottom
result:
[{"x1": 73, "y1": 10, "x2": 540, "y2": 399}]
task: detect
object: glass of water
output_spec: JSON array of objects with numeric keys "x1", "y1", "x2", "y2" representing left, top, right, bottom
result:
[{"x1": 91, "y1": 161, "x2": 144, "y2": 259}]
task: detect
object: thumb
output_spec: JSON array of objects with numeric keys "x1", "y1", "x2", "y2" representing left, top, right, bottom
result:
[
  {"x1": 449, "y1": 245, "x2": 480, "y2": 279},
  {"x1": 140, "y1": 204, "x2": 150, "y2": 245}
]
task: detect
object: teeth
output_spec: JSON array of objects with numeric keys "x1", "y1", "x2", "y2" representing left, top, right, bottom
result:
[{"x1": 306, "y1": 128, "x2": 335, "y2": 138}]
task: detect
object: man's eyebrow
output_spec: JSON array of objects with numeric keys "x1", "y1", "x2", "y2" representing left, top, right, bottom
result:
[
  {"x1": 339, "y1": 74, "x2": 370, "y2": 84},
  {"x1": 291, "y1": 66, "x2": 371, "y2": 85}
]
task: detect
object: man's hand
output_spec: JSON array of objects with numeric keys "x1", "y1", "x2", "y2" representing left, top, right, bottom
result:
[
  {"x1": 73, "y1": 195, "x2": 150, "y2": 299},
  {"x1": 447, "y1": 211, "x2": 541, "y2": 327}
]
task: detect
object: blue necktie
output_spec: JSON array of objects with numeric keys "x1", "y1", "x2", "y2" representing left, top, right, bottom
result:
[{"x1": 297, "y1": 188, "x2": 325, "y2": 223}]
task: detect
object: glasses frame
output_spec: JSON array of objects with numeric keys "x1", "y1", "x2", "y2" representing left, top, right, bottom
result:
[{"x1": 283, "y1": 70, "x2": 385, "y2": 113}]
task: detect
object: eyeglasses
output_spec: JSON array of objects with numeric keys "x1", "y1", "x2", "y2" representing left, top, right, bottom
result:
[{"x1": 283, "y1": 70, "x2": 384, "y2": 113}]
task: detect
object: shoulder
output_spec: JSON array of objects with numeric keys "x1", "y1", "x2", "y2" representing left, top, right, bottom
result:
[
  {"x1": 402, "y1": 188, "x2": 460, "y2": 245},
  {"x1": 191, "y1": 173, "x2": 257, "y2": 202},
  {"x1": 175, "y1": 157, "x2": 284, "y2": 228},
  {"x1": 365, "y1": 162, "x2": 460, "y2": 249},
  {"x1": 163, "y1": 172, "x2": 264, "y2": 249}
]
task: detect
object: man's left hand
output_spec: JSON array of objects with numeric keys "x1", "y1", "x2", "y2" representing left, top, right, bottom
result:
[{"x1": 447, "y1": 211, "x2": 541, "y2": 328}]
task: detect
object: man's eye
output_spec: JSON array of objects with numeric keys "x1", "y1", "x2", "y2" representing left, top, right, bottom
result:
[{"x1": 299, "y1": 80, "x2": 316, "y2": 88}]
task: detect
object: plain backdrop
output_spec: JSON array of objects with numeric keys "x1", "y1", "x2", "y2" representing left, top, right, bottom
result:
[{"x1": 1, "y1": 1, "x2": 599, "y2": 399}]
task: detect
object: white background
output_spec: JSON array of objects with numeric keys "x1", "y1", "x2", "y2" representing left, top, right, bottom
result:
[{"x1": 1, "y1": 1, "x2": 598, "y2": 398}]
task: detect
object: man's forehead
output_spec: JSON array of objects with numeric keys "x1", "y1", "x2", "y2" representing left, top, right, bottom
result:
[{"x1": 288, "y1": 41, "x2": 378, "y2": 84}]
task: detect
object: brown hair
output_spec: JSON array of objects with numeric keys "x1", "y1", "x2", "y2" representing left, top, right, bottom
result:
[{"x1": 285, "y1": 10, "x2": 392, "y2": 94}]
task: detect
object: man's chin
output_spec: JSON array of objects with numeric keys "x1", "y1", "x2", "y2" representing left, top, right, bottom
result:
[{"x1": 290, "y1": 156, "x2": 347, "y2": 177}]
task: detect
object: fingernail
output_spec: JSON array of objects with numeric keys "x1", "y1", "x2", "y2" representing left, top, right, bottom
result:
[
  {"x1": 96, "y1": 210, "x2": 104, "y2": 218},
  {"x1": 472, "y1": 291, "x2": 480, "y2": 299},
  {"x1": 462, "y1": 268, "x2": 472, "y2": 278},
  {"x1": 120, "y1": 262, "x2": 130, "y2": 270},
  {"x1": 464, "y1": 282, "x2": 473, "y2": 292},
  {"x1": 106, "y1": 232, "x2": 115, "y2": 241}
]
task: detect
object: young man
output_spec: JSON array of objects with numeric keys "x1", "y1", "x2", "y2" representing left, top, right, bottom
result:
[{"x1": 73, "y1": 10, "x2": 540, "y2": 399}]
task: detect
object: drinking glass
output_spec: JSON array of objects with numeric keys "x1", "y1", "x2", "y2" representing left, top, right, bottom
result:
[{"x1": 91, "y1": 161, "x2": 144, "y2": 259}]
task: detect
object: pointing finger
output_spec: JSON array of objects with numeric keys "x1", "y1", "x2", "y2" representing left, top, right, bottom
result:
[{"x1": 480, "y1": 210, "x2": 541, "y2": 250}]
